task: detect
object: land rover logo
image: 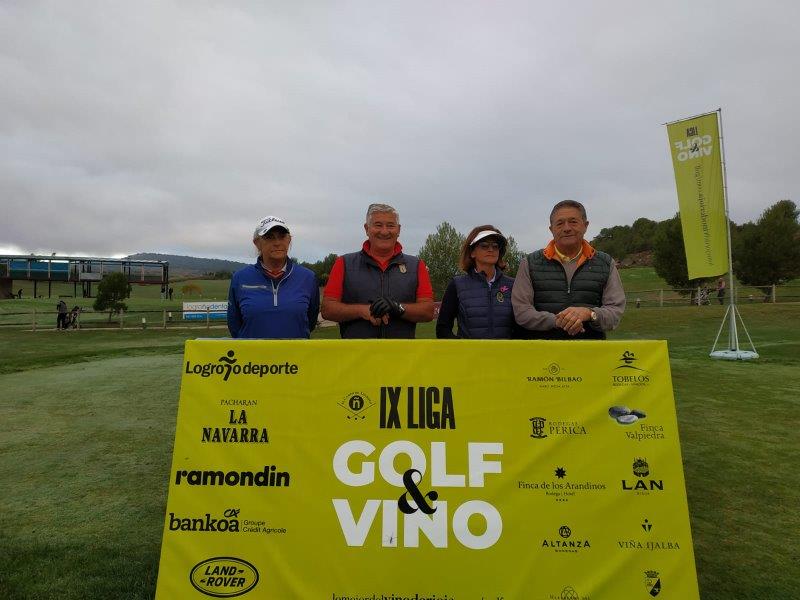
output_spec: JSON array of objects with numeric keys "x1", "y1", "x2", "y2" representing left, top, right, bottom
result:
[{"x1": 190, "y1": 557, "x2": 259, "y2": 597}]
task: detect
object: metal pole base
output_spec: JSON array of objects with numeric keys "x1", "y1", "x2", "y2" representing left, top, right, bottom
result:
[{"x1": 709, "y1": 349, "x2": 759, "y2": 360}]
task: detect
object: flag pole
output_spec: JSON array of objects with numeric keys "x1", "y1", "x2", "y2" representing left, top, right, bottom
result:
[{"x1": 710, "y1": 107, "x2": 758, "y2": 359}]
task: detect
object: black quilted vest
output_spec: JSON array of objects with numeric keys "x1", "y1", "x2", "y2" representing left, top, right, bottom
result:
[
  {"x1": 527, "y1": 249, "x2": 611, "y2": 340},
  {"x1": 340, "y1": 251, "x2": 419, "y2": 338},
  {"x1": 453, "y1": 270, "x2": 515, "y2": 339}
]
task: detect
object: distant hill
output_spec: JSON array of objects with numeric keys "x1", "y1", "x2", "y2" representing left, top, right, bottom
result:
[{"x1": 124, "y1": 253, "x2": 248, "y2": 277}]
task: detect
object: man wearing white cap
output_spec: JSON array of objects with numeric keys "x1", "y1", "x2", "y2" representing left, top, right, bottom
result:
[
  {"x1": 321, "y1": 203, "x2": 434, "y2": 338},
  {"x1": 227, "y1": 216, "x2": 320, "y2": 339},
  {"x1": 512, "y1": 200, "x2": 626, "y2": 339}
]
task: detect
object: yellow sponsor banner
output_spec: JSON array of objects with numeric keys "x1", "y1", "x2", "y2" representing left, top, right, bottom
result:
[
  {"x1": 667, "y1": 112, "x2": 729, "y2": 280},
  {"x1": 156, "y1": 340, "x2": 699, "y2": 600}
]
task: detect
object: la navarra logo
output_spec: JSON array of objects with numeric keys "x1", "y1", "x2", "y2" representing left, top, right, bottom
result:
[
  {"x1": 332, "y1": 387, "x2": 502, "y2": 550},
  {"x1": 184, "y1": 350, "x2": 300, "y2": 381}
]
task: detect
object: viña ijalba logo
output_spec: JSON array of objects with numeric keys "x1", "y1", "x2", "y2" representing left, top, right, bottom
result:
[
  {"x1": 190, "y1": 556, "x2": 259, "y2": 597},
  {"x1": 184, "y1": 350, "x2": 300, "y2": 381}
]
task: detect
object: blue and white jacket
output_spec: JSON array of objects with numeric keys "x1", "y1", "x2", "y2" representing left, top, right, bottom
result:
[{"x1": 227, "y1": 259, "x2": 319, "y2": 339}]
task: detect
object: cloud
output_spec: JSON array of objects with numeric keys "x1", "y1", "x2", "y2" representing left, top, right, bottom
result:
[{"x1": 1, "y1": 1, "x2": 798, "y2": 263}]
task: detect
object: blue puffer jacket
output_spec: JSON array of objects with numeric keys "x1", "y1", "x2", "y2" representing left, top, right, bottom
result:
[
  {"x1": 227, "y1": 259, "x2": 319, "y2": 339},
  {"x1": 436, "y1": 269, "x2": 516, "y2": 339}
]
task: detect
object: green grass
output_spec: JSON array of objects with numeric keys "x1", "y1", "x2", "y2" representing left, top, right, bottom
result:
[{"x1": 1, "y1": 302, "x2": 799, "y2": 598}]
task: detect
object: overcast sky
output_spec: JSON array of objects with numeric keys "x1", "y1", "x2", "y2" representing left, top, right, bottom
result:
[{"x1": 1, "y1": 1, "x2": 798, "y2": 263}]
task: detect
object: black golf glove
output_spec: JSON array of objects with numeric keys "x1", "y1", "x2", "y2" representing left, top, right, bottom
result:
[
  {"x1": 370, "y1": 296, "x2": 405, "y2": 318},
  {"x1": 369, "y1": 297, "x2": 391, "y2": 317}
]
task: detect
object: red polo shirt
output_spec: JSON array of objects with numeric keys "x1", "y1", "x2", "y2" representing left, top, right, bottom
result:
[{"x1": 323, "y1": 241, "x2": 434, "y2": 301}]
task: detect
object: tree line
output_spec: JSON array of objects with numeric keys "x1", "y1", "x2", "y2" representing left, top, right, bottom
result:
[
  {"x1": 88, "y1": 199, "x2": 800, "y2": 320},
  {"x1": 623, "y1": 199, "x2": 799, "y2": 299},
  {"x1": 297, "y1": 199, "x2": 799, "y2": 300}
]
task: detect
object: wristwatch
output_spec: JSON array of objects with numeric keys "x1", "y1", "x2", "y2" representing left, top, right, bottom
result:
[
  {"x1": 398, "y1": 303, "x2": 406, "y2": 316},
  {"x1": 589, "y1": 310, "x2": 598, "y2": 323}
]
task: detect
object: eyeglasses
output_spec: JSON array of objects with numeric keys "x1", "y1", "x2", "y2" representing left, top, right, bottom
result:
[{"x1": 476, "y1": 241, "x2": 500, "y2": 250}]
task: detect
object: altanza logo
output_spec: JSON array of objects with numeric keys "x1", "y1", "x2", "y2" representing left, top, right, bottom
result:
[
  {"x1": 184, "y1": 350, "x2": 300, "y2": 381},
  {"x1": 190, "y1": 557, "x2": 259, "y2": 597}
]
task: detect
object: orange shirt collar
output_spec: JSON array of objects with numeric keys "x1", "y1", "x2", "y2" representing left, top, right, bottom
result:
[{"x1": 543, "y1": 239, "x2": 595, "y2": 267}]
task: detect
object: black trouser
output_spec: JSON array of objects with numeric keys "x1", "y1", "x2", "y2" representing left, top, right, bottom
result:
[{"x1": 57, "y1": 313, "x2": 68, "y2": 329}]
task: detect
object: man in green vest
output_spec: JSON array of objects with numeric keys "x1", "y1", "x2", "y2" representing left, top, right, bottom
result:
[{"x1": 512, "y1": 200, "x2": 626, "y2": 339}]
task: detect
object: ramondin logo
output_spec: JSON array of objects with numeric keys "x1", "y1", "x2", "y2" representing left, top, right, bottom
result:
[
  {"x1": 175, "y1": 465, "x2": 290, "y2": 488},
  {"x1": 184, "y1": 350, "x2": 300, "y2": 381},
  {"x1": 189, "y1": 556, "x2": 259, "y2": 597}
]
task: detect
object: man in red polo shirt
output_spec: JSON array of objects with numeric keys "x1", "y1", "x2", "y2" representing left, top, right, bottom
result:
[{"x1": 322, "y1": 203, "x2": 435, "y2": 338}]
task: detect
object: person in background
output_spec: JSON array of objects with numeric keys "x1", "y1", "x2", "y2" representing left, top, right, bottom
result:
[
  {"x1": 513, "y1": 199, "x2": 625, "y2": 339},
  {"x1": 716, "y1": 277, "x2": 726, "y2": 305},
  {"x1": 321, "y1": 203, "x2": 434, "y2": 338},
  {"x1": 227, "y1": 216, "x2": 319, "y2": 339},
  {"x1": 436, "y1": 225, "x2": 517, "y2": 339},
  {"x1": 56, "y1": 299, "x2": 68, "y2": 330}
]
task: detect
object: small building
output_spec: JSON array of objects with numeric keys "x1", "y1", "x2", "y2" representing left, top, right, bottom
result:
[{"x1": 0, "y1": 255, "x2": 169, "y2": 299}]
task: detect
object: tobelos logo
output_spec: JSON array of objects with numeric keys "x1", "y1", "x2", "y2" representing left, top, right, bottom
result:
[
  {"x1": 612, "y1": 350, "x2": 650, "y2": 387},
  {"x1": 190, "y1": 556, "x2": 259, "y2": 597},
  {"x1": 184, "y1": 350, "x2": 299, "y2": 381}
]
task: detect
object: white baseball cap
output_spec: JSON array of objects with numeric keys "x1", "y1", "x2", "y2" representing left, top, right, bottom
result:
[{"x1": 254, "y1": 216, "x2": 290, "y2": 237}]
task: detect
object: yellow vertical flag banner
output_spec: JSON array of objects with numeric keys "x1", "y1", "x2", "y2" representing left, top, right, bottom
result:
[
  {"x1": 156, "y1": 339, "x2": 700, "y2": 600},
  {"x1": 667, "y1": 112, "x2": 729, "y2": 280}
]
